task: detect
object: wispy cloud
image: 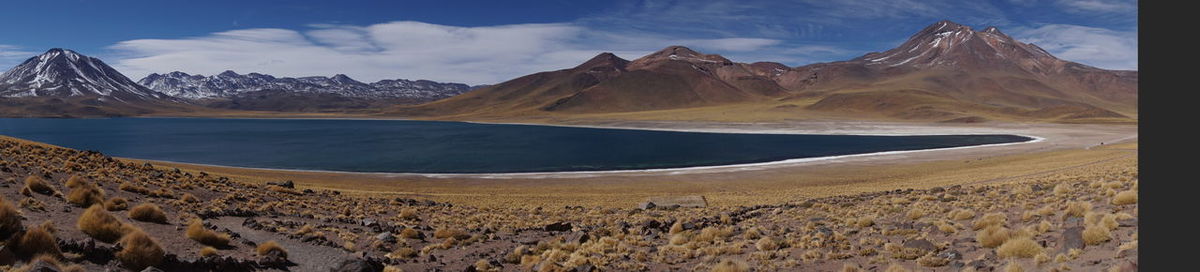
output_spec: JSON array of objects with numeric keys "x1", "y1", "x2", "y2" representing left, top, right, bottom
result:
[
  {"x1": 0, "y1": 45, "x2": 35, "y2": 70},
  {"x1": 1014, "y1": 24, "x2": 1137, "y2": 70},
  {"x1": 1055, "y1": 0, "x2": 1138, "y2": 13},
  {"x1": 107, "y1": 21, "x2": 802, "y2": 85}
]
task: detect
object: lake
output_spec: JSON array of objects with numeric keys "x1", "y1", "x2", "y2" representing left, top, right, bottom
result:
[{"x1": 0, "y1": 118, "x2": 1032, "y2": 173}]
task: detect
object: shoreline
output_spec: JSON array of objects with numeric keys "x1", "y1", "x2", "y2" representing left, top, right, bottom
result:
[{"x1": 127, "y1": 134, "x2": 1040, "y2": 179}]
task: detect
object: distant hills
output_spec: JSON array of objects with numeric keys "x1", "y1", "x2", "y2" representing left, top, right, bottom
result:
[
  {"x1": 393, "y1": 20, "x2": 1137, "y2": 123},
  {"x1": 1, "y1": 20, "x2": 1137, "y2": 122}
]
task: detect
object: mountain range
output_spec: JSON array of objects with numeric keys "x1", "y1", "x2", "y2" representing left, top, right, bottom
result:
[
  {"x1": 0, "y1": 49, "x2": 475, "y2": 116},
  {"x1": 1, "y1": 20, "x2": 1137, "y2": 122},
  {"x1": 394, "y1": 20, "x2": 1137, "y2": 123},
  {"x1": 138, "y1": 71, "x2": 472, "y2": 101}
]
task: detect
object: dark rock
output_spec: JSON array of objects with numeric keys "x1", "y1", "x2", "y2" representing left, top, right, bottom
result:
[
  {"x1": 545, "y1": 222, "x2": 572, "y2": 232},
  {"x1": 571, "y1": 263, "x2": 595, "y2": 272},
  {"x1": 330, "y1": 257, "x2": 383, "y2": 272},
  {"x1": 903, "y1": 239, "x2": 938, "y2": 252},
  {"x1": 638, "y1": 202, "x2": 656, "y2": 210},
  {"x1": 930, "y1": 186, "x2": 945, "y2": 193},
  {"x1": 567, "y1": 232, "x2": 590, "y2": 244},
  {"x1": 258, "y1": 249, "x2": 289, "y2": 266},
  {"x1": 641, "y1": 220, "x2": 661, "y2": 230},
  {"x1": 1062, "y1": 227, "x2": 1086, "y2": 251}
]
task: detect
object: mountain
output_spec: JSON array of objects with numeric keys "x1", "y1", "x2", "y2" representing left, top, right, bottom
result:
[
  {"x1": 393, "y1": 20, "x2": 1136, "y2": 123},
  {"x1": 138, "y1": 71, "x2": 473, "y2": 102},
  {"x1": 0, "y1": 49, "x2": 190, "y2": 117},
  {"x1": 1, "y1": 48, "x2": 170, "y2": 100},
  {"x1": 772, "y1": 20, "x2": 1138, "y2": 121},
  {"x1": 398, "y1": 47, "x2": 789, "y2": 117}
]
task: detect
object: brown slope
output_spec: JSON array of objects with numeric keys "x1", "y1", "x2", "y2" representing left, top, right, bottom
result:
[{"x1": 391, "y1": 46, "x2": 788, "y2": 117}]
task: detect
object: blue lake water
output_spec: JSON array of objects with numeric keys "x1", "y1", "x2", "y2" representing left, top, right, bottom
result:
[{"x1": 0, "y1": 118, "x2": 1032, "y2": 173}]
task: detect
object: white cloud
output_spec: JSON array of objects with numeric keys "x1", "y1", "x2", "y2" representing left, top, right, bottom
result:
[
  {"x1": 0, "y1": 45, "x2": 35, "y2": 70},
  {"x1": 1014, "y1": 24, "x2": 1137, "y2": 70},
  {"x1": 1055, "y1": 0, "x2": 1137, "y2": 13},
  {"x1": 107, "y1": 21, "x2": 791, "y2": 85}
]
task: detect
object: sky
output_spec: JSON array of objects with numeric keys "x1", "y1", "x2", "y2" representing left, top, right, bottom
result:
[{"x1": 0, "y1": 0, "x2": 1137, "y2": 85}]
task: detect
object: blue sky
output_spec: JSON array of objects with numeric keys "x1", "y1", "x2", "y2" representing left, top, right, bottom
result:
[{"x1": 0, "y1": 0, "x2": 1137, "y2": 85}]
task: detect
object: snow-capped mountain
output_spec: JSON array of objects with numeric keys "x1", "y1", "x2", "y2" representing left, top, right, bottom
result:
[
  {"x1": 0, "y1": 48, "x2": 170, "y2": 100},
  {"x1": 139, "y1": 71, "x2": 472, "y2": 101},
  {"x1": 853, "y1": 20, "x2": 1068, "y2": 74}
]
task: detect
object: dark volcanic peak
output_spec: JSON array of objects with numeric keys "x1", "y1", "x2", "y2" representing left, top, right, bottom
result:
[
  {"x1": 139, "y1": 71, "x2": 473, "y2": 101},
  {"x1": 628, "y1": 45, "x2": 734, "y2": 70},
  {"x1": 0, "y1": 48, "x2": 169, "y2": 100}
]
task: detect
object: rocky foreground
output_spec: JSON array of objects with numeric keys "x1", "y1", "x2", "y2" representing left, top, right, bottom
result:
[{"x1": 0, "y1": 136, "x2": 1137, "y2": 271}]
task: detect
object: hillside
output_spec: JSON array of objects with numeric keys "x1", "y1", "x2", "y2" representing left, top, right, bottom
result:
[
  {"x1": 390, "y1": 21, "x2": 1137, "y2": 123},
  {"x1": 0, "y1": 136, "x2": 1138, "y2": 271}
]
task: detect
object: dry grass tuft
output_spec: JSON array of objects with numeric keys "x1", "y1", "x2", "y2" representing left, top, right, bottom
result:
[
  {"x1": 128, "y1": 203, "x2": 169, "y2": 223},
  {"x1": 66, "y1": 180, "x2": 105, "y2": 208},
  {"x1": 1112, "y1": 190, "x2": 1137, "y2": 205},
  {"x1": 948, "y1": 209, "x2": 975, "y2": 221},
  {"x1": 434, "y1": 228, "x2": 469, "y2": 240},
  {"x1": 116, "y1": 227, "x2": 165, "y2": 271},
  {"x1": 105, "y1": 197, "x2": 129, "y2": 211},
  {"x1": 1066, "y1": 201, "x2": 1092, "y2": 217},
  {"x1": 972, "y1": 213, "x2": 1007, "y2": 230},
  {"x1": 11, "y1": 221, "x2": 62, "y2": 259},
  {"x1": 0, "y1": 196, "x2": 22, "y2": 239},
  {"x1": 23, "y1": 176, "x2": 56, "y2": 196},
  {"x1": 77, "y1": 204, "x2": 127, "y2": 243},
  {"x1": 186, "y1": 219, "x2": 231, "y2": 247},
  {"x1": 975, "y1": 226, "x2": 1011, "y2": 248},
  {"x1": 199, "y1": 246, "x2": 219, "y2": 257},
  {"x1": 1082, "y1": 224, "x2": 1112, "y2": 245},
  {"x1": 997, "y1": 236, "x2": 1043, "y2": 258},
  {"x1": 399, "y1": 228, "x2": 421, "y2": 239},
  {"x1": 119, "y1": 182, "x2": 150, "y2": 195},
  {"x1": 257, "y1": 240, "x2": 288, "y2": 258},
  {"x1": 711, "y1": 258, "x2": 750, "y2": 272}
]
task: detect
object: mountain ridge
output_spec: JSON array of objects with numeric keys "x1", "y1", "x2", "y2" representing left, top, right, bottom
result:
[
  {"x1": 138, "y1": 70, "x2": 472, "y2": 102},
  {"x1": 393, "y1": 20, "x2": 1137, "y2": 123}
]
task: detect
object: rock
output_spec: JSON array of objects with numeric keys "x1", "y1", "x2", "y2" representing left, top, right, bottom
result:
[
  {"x1": 930, "y1": 186, "x2": 945, "y2": 193},
  {"x1": 140, "y1": 267, "x2": 165, "y2": 272},
  {"x1": 641, "y1": 219, "x2": 662, "y2": 230},
  {"x1": 258, "y1": 249, "x2": 289, "y2": 266},
  {"x1": 267, "y1": 180, "x2": 295, "y2": 188},
  {"x1": 1062, "y1": 227, "x2": 1086, "y2": 251},
  {"x1": 571, "y1": 263, "x2": 595, "y2": 272},
  {"x1": 330, "y1": 258, "x2": 383, "y2": 272},
  {"x1": 903, "y1": 239, "x2": 938, "y2": 252},
  {"x1": 937, "y1": 250, "x2": 963, "y2": 260},
  {"x1": 376, "y1": 232, "x2": 396, "y2": 243},
  {"x1": 567, "y1": 232, "x2": 590, "y2": 244},
  {"x1": 545, "y1": 222, "x2": 572, "y2": 232},
  {"x1": 638, "y1": 202, "x2": 656, "y2": 210}
]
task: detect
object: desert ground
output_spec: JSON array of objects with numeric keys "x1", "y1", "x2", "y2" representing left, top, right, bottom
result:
[{"x1": 0, "y1": 120, "x2": 1137, "y2": 271}]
